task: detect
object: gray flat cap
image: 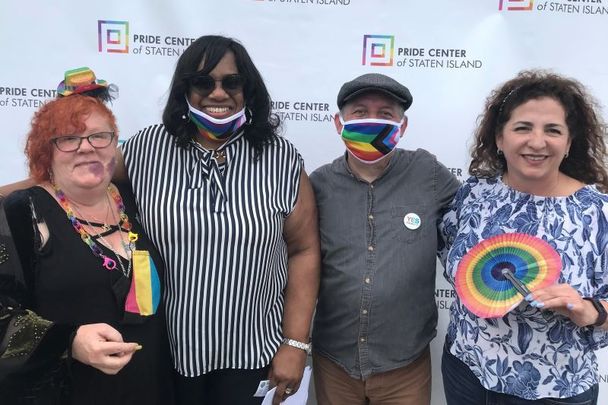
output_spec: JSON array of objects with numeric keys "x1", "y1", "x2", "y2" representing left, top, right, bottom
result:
[{"x1": 337, "y1": 73, "x2": 413, "y2": 111}]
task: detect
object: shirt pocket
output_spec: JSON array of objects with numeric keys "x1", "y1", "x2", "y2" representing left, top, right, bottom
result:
[{"x1": 390, "y1": 205, "x2": 431, "y2": 244}]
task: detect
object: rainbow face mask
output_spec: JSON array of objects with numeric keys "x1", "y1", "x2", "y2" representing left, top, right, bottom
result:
[
  {"x1": 340, "y1": 116, "x2": 404, "y2": 164},
  {"x1": 186, "y1": 98, "x2": 247, "y2": 142}
]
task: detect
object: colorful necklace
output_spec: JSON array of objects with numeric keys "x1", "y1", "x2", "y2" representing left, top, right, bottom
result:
[{"x1": 53, "y1": 183, "x2": 139, "y2": 272}]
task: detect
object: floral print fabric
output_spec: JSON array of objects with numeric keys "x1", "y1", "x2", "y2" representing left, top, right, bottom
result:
[{"x1": 439, "y1": 176, "x2": 608, "y2": 400}]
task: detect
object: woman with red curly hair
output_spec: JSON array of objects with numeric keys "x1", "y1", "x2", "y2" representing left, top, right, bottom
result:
[
  {"x1": 25, "y1": 95, "x2": 119, "y2": 182},
  {"x1": 0, "y1": 82, "x2": 174, "y2": 404}
]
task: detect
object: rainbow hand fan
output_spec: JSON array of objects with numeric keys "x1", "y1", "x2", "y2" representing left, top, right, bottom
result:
[{"x1": 455, "y1": 233, "x2": 562, "y2": 318}]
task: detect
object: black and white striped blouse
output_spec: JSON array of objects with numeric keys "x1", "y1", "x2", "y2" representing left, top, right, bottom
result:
[{"x1": 122, "y1": 125, "x2": 302, "y2": 376}]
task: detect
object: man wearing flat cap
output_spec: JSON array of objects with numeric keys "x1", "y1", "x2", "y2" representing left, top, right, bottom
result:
[{"x1": 309, "y1": 73, "x2": 459, "y2": 404}]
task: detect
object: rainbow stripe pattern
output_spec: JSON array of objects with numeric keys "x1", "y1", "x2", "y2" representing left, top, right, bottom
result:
[
  {"x1": 57, "y1": 67, "x2": 108, "y2": 96},
  {"x1": 342, "y1": 121, "x2": 400, "y2": 162},
  {"x1": 455, "y1": 233, "x2": 561, "y2": 318},
  {"x1": 190, "y1": 111, "x2": 247, "y2": 141},
  {"x1": 125, "y1": 250, "x2": 161, "y2": 316}
]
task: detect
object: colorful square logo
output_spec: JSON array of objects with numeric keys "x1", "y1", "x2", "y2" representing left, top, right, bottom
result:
[
  {"x1": 362, "y1": 35, "x2": 394, "y2": 67},
  {"x1": 98, "y1": 20, "x2": 129, "y2": 53},
  {"x1": 499, "y1": 0, "x2": 534, "y2": 11}
]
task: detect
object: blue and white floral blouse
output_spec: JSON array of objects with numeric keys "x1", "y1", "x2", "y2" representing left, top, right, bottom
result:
[{"x1": 439, "y1": 176, "x2": 608, "y2": 400}]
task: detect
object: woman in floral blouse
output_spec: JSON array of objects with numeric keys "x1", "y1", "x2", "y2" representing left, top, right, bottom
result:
[{"x1": 439, "y1": 70, "x2": 608, "y2": 404}]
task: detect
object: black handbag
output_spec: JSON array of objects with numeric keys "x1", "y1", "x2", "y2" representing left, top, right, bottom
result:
[{"x1": 0, "y1": 197, "x2": 71, "y2": 404}]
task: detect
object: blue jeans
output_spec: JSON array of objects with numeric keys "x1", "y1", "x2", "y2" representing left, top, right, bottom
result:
[{"x1": 441, "y1": 342, "x2": 598, "y2": 405}]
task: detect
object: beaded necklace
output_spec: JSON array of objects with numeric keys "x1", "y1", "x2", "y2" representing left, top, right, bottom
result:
[{"x1": 53, "y1": 183, "x2": 139, "y2": 274}]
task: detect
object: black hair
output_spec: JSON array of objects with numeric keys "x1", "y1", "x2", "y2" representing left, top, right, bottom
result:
[{"x1": 163, "y1": 35, "x2": 280, "y2": 154}]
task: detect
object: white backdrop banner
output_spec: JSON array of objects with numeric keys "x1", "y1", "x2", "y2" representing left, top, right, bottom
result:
[{"x1": 1, "y1": 1, "x2": 607, "y2": 403}]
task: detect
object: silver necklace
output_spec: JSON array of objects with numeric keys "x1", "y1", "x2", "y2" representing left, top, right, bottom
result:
[
  {"x1": 74, "y1": 194, "x2": 134, "y2": 278},
  {"x1": 72, "y1": 194, "x2": 112, "y2": 232}
]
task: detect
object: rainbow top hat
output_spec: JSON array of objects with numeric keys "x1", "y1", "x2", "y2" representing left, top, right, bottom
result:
[{"x1": 57, "y1": 67, "x2": 108, "y2": 96}]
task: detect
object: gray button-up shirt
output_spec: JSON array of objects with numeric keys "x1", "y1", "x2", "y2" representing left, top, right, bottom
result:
[{"x1": 310, "y1": 148, "x2": 460, "y2": 379}]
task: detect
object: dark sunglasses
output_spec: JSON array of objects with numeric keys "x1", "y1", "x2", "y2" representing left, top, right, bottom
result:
[{"x1": 186, "y1": 73, "x2": 245, "y2": 97}]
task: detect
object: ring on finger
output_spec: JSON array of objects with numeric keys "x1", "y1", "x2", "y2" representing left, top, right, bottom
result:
[{"x1": 285, "y1": 387, "x2": 293, "y2": 395}]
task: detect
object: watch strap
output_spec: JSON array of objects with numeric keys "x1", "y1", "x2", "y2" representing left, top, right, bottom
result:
[
  {"x1": 583, "y1": 297, "x2": 607, "y2": 327},
  {"x1": 282, "y1": 338, "x2": 311, "y2": 354}
]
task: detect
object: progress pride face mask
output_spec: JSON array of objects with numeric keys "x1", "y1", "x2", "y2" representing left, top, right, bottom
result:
[{"x1": 339, "y1": 116, "x2": 404, "y2": 164}]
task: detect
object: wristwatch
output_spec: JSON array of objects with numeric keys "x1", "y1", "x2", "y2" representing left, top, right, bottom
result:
[
  {"x1": 583, "y1": 297, "x2": 607, "y2": 327},
  {"x1": 282, "y1": 338, "x2": 311, "y2": 354}
]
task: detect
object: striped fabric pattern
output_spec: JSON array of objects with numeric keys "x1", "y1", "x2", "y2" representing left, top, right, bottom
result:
[{"x1": 122, "y1": 125, "x2": 302, "y2": 376}]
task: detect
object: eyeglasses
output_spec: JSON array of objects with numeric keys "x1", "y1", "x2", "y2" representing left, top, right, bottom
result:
[
  {"x1": 51, "y1": 132, "x2": 115, "y2": 152},
  {"x1": 186, "y1": 73, "x2": 245, "y2": 97}
]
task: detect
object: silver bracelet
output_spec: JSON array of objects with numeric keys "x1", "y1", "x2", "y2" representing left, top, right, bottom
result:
[{"x1": 282, "y1": 338, "x2": 311, "y2": 354}]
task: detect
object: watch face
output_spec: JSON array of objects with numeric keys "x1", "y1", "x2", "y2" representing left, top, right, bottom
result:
[{"x1": 586, "y1": 297, "x2": 607, "y2": 327}]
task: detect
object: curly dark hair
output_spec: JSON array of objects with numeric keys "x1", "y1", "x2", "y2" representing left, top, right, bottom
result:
[
  {"x1": 163, "y1": 35, "x2": 280, "y2": 154},
  {"x1": 469, "y1": 70, "x2": 608, "y2": 192}
]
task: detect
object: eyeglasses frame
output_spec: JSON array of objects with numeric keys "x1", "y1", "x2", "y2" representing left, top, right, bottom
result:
[{"x1": 51, "y1": 131, "x2": 116, "y2": 152}]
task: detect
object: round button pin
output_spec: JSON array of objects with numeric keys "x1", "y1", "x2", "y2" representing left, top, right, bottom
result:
[{"x1": 403, "y1": 213, "x2": 421, "y2": 230}]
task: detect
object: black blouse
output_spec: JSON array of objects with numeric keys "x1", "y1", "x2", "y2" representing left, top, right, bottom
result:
[{"x1": 1, "y1": 185, "x2": 174, "y2": 405}]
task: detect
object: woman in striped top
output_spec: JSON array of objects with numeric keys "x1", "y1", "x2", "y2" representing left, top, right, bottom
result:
[{"x1": 116, "y1": 35, "x2": 320, "y2": 405}]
